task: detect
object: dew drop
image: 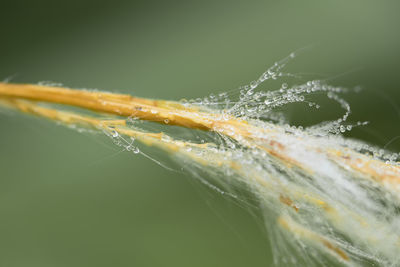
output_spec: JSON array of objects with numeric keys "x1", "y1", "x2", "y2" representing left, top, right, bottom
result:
[{"x1": 247, "y1": 89, "x2": 254, "y2": 96}]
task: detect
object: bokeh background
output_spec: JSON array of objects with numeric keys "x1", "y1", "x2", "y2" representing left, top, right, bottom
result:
[{"x1": 0, "y1": 1, "x2": 399, "y2": 266}]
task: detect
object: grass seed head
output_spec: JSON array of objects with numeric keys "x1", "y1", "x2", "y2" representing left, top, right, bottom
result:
[{"x1": 0, "y1": 55, "x2": 399, "y2": 266}]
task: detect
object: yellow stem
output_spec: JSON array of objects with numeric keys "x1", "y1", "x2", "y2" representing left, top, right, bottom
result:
[{"x1": 0, "y1": 82, "x2": 398, "y2": 189}]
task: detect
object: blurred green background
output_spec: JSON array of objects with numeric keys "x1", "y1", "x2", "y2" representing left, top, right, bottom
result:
[{"x1": 0, "y1": 1, "x2": 399, "y2": 266}]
